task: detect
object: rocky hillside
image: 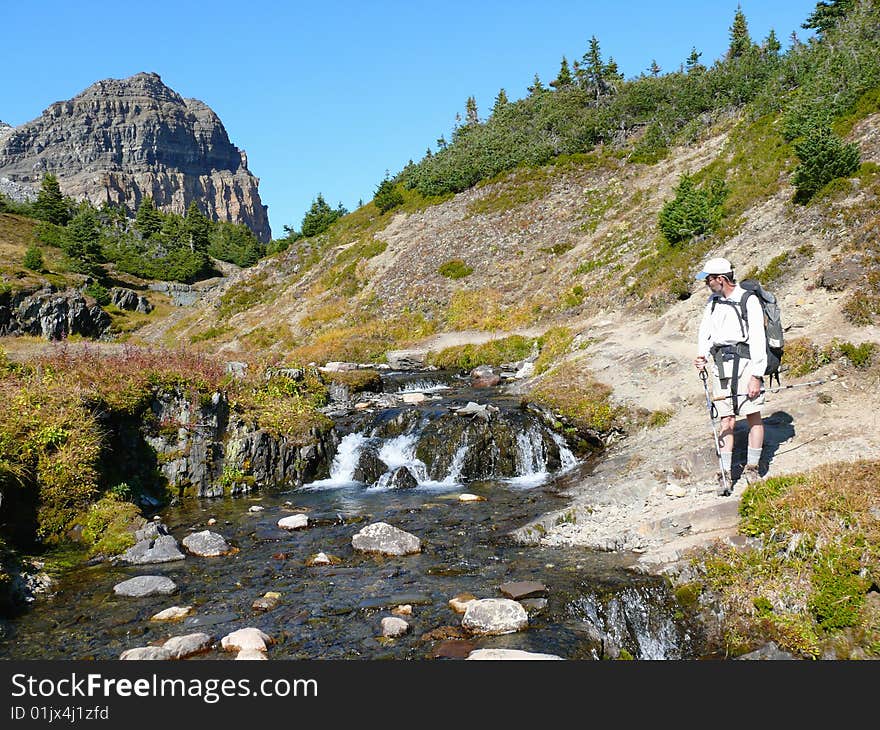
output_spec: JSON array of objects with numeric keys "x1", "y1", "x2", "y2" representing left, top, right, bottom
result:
[{"x1": 0, "y1": 72, "x2": 270, "y2": 241}]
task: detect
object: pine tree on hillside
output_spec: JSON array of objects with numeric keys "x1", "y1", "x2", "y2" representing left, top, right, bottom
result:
[
  {"x1": 465, "y1": 96, "x2": 480, "y2": 126},
  {"x1": 802, "y1": 0, "x2": 855, "y2": 36},
  {"x1": 763, "y1": 29, "x2": 782, "y2": 56},
  {"x1": 33, "y1": 173, "x2": 71, "y2": 226},
  {"x1": 685, "y1": 47, "x2": 704, "y2": 73},
  {"x1": 550, "y1": 56, "x2": 574, "y2": 89},
  {"x1": 63, "y1": 207, "x2": 104, "y2": 274},
  {"x1": 492, "y1": 88, "x2": 509, "y2": 116},
  {"x1": 184, "y1": 201, "x2": 210, "y2": 252},
  {"x1": 135, "y1": 196, "x2": 162, "y2": 238},
  {"x1": 300, "y1": 194, "x2": 347, "y2": 238},
  {"x1": 728, "y1": 5, "x2": 753, "y2": 59},
  {"x1": 649, "y1": 60, "x2": 662, "y2": 77},
  {"x1": 527, "y1": 73, "x2": 545, "y2": 96}
]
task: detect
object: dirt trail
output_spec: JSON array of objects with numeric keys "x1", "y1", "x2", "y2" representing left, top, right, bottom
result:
[{"x1": 511, "y1": 276, "x2": 880, "y2": 574}]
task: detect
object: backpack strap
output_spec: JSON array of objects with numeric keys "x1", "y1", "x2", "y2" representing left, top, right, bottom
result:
[{"x1": 710, "y1": 295, "x2": 747, "y2": 339}]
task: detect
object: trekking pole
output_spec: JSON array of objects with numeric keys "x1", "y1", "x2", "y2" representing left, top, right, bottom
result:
[
  {"x1": 711, "y1": 376, "x2": 840, "y2": 402},
  {"x1": 699, "y1": 368, "x2": 730, "y2": 496}
]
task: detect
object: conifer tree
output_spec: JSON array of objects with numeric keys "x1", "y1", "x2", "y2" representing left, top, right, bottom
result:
[
  {"x1": 728, "y1": 5, "x2": 752, "y2": 59},
  {"x1": 649, "y1": 60, "x2": 661, "y2": 77},
  {"x1": 802, "y1": 0, "x2": 854, "y2": 36},
  {"x1": 23, "y1": 245, "x2": 44, "y2": 271},
  {"x1": 184, "y1": 201, "x2": 210, "y2": 252},
  {"x1": 63, "y1": 207, "x2": 103, "y2": 274},
  {"x1": 550, "y1": 56, "x2": 574, "y2": 89},
  {"x1": 300, "y1": 194, "x2": 346, "y2": 238},
  {"x1": 763, "y1": 29, "x2": 782, "y2": 56},
  {"x1": 492, "y1": 88, "x2": 509, "y2": 116},
  {"x1": 33, "y1": 173, "x2": 71, "y2": 226},
  {"x1": 685, "y1": 47, "x2": 704, "y2": 73},
  {"x1": 792, "y1": 121, "x2": 861, "y2": 203},
  {"x1": 527, "y1": 73, "x2": 545, "y2": 95},
  {"x1": 465, "y1": 96, "x2": 480, "y2": 126},
  {"x1": 135, "y1": 196, "x2": 162, "y2": 238}
]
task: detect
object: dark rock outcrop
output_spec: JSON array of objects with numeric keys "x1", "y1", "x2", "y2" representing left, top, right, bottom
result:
[
  {"x1": 0, "y1": 72, "x2": 271, "y2": 241},
  {"x1": 0, "y1": 286, "x2": 111, "y2": 340}
]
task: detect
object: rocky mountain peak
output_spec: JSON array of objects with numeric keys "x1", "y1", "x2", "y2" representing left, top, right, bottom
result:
[{"x1": 0, "y1": 72, "x2": 271, "y2": 241}]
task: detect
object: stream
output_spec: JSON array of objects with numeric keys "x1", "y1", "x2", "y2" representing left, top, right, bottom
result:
[{"x1": 0, "y1": 370, "x2": 710, "y2": 660}]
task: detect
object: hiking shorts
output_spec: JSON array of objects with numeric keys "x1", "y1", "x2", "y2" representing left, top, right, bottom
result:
[{"x1": 712, "y1": 358, "x2": 764, "y2": 417}]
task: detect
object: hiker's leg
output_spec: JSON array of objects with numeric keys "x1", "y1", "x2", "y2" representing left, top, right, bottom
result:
[
  {"x1": 746, "y1": 411, "x2": 764, "y2": 470},
  {"x1": 746, "y1": 412, "x2": 763, "y2": 451}
]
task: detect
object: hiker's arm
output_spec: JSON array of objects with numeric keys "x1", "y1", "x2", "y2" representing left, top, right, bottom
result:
[{"x1": 695, "y1": 300, "x2": 712, "y2": 370}]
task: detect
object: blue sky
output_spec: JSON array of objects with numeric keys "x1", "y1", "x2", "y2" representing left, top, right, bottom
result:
[{"x1": 1, "y1": 1, "x2": 818, "y2": 239}]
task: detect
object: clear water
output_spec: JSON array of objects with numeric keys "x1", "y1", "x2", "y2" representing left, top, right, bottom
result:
[{"x1": 0, "y1": 372, "x2": 699, "y2": 660}]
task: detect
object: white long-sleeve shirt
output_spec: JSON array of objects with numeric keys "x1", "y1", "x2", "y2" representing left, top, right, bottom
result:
[{"x1": 697, "y1": 284, "x2": 768, "y2": 377}]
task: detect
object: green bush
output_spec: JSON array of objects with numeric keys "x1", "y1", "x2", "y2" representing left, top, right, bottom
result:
[
  {"x1": 207, "y1": 222, "x2": 265, "y2": 267},
  {"x1": 83, "y1": 281, "x2": 111, "y2": 306},
  {"x1": 438, "y1": 259, "x2": 473, "y2": 279},
  {"x1": 23, "y1": 245, "x2": 44, "y2": 271},
  {"x1": 792, "y1": 121, "x2": 861, "y2": 203},
  {"x1": 658, "y1": 174, "x2": 727, "y2": 245},
  {"x1": 373, "y1": 178, "x2": 404, "y2": 214}
]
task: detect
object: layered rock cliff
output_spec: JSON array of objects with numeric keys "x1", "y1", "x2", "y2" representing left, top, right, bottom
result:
[{"x1": 0, "y1": 72, "x2": 271, "y2": 241}]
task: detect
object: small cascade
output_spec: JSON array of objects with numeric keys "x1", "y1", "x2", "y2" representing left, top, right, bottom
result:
[
  {"x1": 562, "y1": 579, "x2": 706, "y2": 659},
  {"x1": 302, "y1": 432, "x2": 366, "y2": 489},
  {"x1": 395, "y1": 379, "x2": 451, "y2": 394},
  {"x1": 305, "y1": 371, "x2": 581, "y2": 490}
]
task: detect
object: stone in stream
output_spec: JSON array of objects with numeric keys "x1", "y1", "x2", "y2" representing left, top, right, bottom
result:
[
  {"x1": 162, "y1": 632, "x2": 213, "y2": 659},
  {"x1": 392, "y1": 604, "x2": 413, "y2": 616},
  {"x1": 252, "y1": 592, "x2": 281, "y2": 612},
  {"x1": 458, "y1": 493, "x2": 486, "y2": 502},
  {"x1": 113, "y1": 575, "x2": 178, "y2": 598},
  {"x1": 182, "y1": 530, "x2": 231, "y2": 557},
  {"x1": 120, "y1": 646, "x2": 172, "y2": 660},
  {"x1": 381, "y1": 616, "x2": 410, "y2": 638},
  {"x1": 306, "y1": 552, "x2": 339, "y2": 566},
  {"x1": 385, "y1": 466, "x2": 418, "y2": 490},
  {"x1": 119, "y1": 534, "x2": 185, "y2": 565},
  {"x1": 351, "y1": 522, "x2": 421, "y2": 556},
  {"x1": 221, "y1": 627, "x2": 272, "y2": 653},
  {"x1": 248, "y1": 505, "x2": 264, "y2": 513},
  {"x1": 466, "y1": 648, "x2": 563, "y2": 660},
  {"x1": 235, "y1": 649, "x2": 268, "y2": 660},
  {"x1": 150, "y1": 605, "x2": 193, "y2": 622},
  {"x1": 430, "y1": 639, "x2": 477, "y2": 659},
  {"x1": 277, "y1": 514, "x2": 308, "y2": 530},
  {"x1": 461, "y1": 598, "x2": 528, "y2": 635},
  {"x1": 498, "y1": 581, "x2": 548, "y2": 601},
  {"x1": 449, "y1": 593, "x2": 477, "y2": 614}
]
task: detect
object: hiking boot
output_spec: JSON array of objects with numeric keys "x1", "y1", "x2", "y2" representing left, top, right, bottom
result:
[
  {"x1": 743, "y1": 464, "x2": 761, "y2": 486},
  {"x1": 716, "y1": 470, "x2": 733, "y2": 497}
]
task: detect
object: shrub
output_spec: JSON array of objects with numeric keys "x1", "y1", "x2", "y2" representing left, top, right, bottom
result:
[
  {"x1": 438, "y1": 259, "x2": 473, "y2": 279},
  {"x1": 373, "y1": 178, "x2": 404, "y2": 214},
  {"x1": 23, "y1": 245, "x2": 44, "y2": 271},
  {"x1": 658, "y1": 174, "x2": 728, "y2": 245},
  {"x1": 83, "y1": 281, "x2": 111, "y2": 306},
  {"x1": 792, "y1": 121, "x2": 860, "y2": 203}
]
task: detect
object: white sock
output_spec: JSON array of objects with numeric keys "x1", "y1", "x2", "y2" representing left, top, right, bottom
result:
[{"x1": 747, "y1": 447, "x2": 762, "y2": 467}]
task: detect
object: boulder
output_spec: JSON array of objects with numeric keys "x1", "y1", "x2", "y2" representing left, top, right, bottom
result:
[
  {"x1": 466, "y1": 649, "x2": 563, "y2": 660},
  {"x1": 449, "y1": 593, "x2": 477, "y2": 614},
  {"x1": 277, "y1": 514, "x2": 308, "y2": 530},
  {"x1": 381, "y1": 616, "x2": 410, "y2": 638},
  {"x1": 119, "y1": 534, "x2": 185, "y2": 565},
  {"x1": 120, "y1": 646, "x2": 172, "y2": 660},
  {"x1": 462, "y1": 598, "x2": 528, "y2": 635},
  {"x1": 235, "y1": 649, "x2": 268, "y2": 660},
  {"x1": 385, "y1": 350, "x2": 426, "y2": 370},
  {"x1": 113, "y1": 575, "x2": 178, "y2": 598},
  {"x1": 182, "y1": 530, "x2": 230, "y2": 557},
  {"x1": 352, "y1": 444, "x2": 387, "y2": 484},
  {"x1": 252, "y1": 592, "x2": 281, "y2": 612},
  {"x1": 162, "y1": 632, "x2": 213, "y2": 659},
  {"x1": 498, "y1": 581, "x2": 548, "y2": 601},
  {"x1": 150, "y1": 606, "x2": 193, "y2": 621},
  {"x1": 351, "y1": 522, "x2": 421, "y2": 556},
  {"x1": 386, "y1": 466, "x2": 418, "y2": 490},
  {"x1": 221, "y1": 627, "x2": 272, "y2": 653}
]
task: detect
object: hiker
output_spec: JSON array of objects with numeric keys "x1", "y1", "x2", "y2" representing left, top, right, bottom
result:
[{"x1": 693, "y1": 257, "x2": 765, "y2": 493}]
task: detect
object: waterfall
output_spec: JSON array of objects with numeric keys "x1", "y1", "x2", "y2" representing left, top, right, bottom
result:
[
  {"x1": 302, "y1": 432, "x2": 366, "y2": 489},
  {"x1": 551, "y1": 431, "x2": 579, "y2": 472}
]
